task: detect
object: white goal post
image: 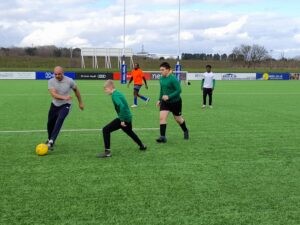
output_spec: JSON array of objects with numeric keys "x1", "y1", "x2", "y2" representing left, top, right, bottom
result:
[{"x1": 81, "y1": 48, "x2": 134, "y2": 69}]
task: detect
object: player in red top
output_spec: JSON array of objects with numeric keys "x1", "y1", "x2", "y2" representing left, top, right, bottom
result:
[{"x1": 127, "y1": 63, "x2": 150, "y2": 107}]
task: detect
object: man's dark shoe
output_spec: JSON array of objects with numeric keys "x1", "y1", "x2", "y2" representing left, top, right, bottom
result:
[
  {"x1": 97, "y1": 150, "x2": 111, "y2": 158},
  {"x1": 184, "y1": 130, "x2": 189, "y2": 140},
  {"x1": 45, "y1": 139, "x2": 54, "y2": 151},
  {"x1": 139, "y1": 145, "x2": 147, "y2": 151},
  {"x1": 156, "y1": 136, "x2": 167, "y2": 143}
]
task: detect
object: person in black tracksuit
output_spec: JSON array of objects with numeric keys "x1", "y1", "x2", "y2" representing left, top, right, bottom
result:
[{"x1": 97, "y1": 80, "x2": 147, "y2": 158}]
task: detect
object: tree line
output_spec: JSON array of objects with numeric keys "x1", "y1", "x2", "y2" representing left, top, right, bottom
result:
[
  {"x1": 182, "y1": 44, "x2": 298, "y2": 68},
  {"x1": 0, "y1": 44, "x2": 270, "y2": 60},
  {"x1": 0, "y1": 45, "x2": 81, "y2": 58},
  {"x1": 1, "y1": 44, "x2": 299, "y2": 69}
]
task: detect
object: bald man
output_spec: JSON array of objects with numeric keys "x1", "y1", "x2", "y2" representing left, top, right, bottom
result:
[{"x1": 46, "y1": 66, "x2": 84, "y2": 150}]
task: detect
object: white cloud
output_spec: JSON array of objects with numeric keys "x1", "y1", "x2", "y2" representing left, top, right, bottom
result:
[
  {"x1": 65, "y1": 37, "x2": 91, "y2": 47},
  {"x1": 294, "y1": 34, "x2": 300, "y2": 43},
  {"x1": 202, "y1": 16, "x2": 248, "y2": 40},
  {"x1": 0, "y1": 0, "x2": 299, "y2": 57},
  {"x1": 19, "y1": 20, "x2": 93, "y2": 47},
  {"x1": 181, "y1": 31, "x2": 194, "y2": 41},
  {"x1": 202, "y1": 0, "x2": 255, "y2": 3}
]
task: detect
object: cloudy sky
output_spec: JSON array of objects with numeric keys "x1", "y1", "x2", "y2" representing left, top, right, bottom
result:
[{"x1": 0, "y1": 0, "x2": 300, "y2": 58}]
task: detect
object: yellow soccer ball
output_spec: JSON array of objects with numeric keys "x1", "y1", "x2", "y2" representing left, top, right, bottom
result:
[{"x1": 35, "y1": 143, "x2": 48, "y2": 156}]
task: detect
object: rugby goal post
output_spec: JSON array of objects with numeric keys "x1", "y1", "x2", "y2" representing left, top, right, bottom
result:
[{"x1": 81, "y1": 48, "x2": 134, "y2": 69}]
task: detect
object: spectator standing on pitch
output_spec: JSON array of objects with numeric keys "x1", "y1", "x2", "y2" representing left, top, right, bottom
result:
[
  {"x1": 127, "y1": 63, "x2": 150, "y2": 107},
  {"x1": 46, "y1": 66, "x2": 84, "y2": 150},
  {"x1": 201, "y1": 64, "x2": 215, "y2": 108},
  {"x1": 97, "y1": 80, "x2": 147, "y2": 158},
  {"x1": 156, "y1": 62, "x2": 189, "y2": 143}
]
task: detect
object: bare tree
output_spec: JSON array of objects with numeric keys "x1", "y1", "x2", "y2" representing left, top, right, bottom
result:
[
  {"x1": 250, "y1": 44, "x2": 268, "y2": 67},
  {"x1": 221, "y1": 53, "x2": 228, "y2": 61},
  {"x1": 25, "y1": 47, "x2": 37, "y2": 56},
  {"x1": 232, "y1": 44, "x2": 268, "y2": 67},
  {"x1": 0, "y1": 47, "x2": 10, "y2": 56},
  {"x1": 8, "y1": 47, "x2": 26, "y2": 56},
  {"x1": 240, "y1": 44, "x2": 252, "y2": 62},
  {"x1": 36, "y1": 45, "x2": 56, "y2": 57},
  {"x1": 231, "y1": 47, "x2": 245, "y2": 63},
  {"x1": 280, "y1": 52, "x2": 286, "y2": 61},
  {"x1": 213, "y1": 53, "x2": 221, "y2": 61}
]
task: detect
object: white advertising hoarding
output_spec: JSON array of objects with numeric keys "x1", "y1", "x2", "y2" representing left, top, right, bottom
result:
[
  {"x1": 0, "y1": 72, "x2": 35, "y2": 80},
  {"x1": 187, "y1": 73, "x2": 256, "y2": 80}
]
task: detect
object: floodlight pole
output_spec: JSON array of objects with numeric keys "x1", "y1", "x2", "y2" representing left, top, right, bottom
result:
[
  {"x1": 270, "y1": 49, "x2": 273, "y2": 69},
  {"x1": 175, "y1": 0, "x2": 181, "y2": 81},
  {"x1": 69, "y1": 47, "x2": 73, "y2": 68},
  {"x1": 123, "y1": 0, "x2": 126, "y2": 56},
  {"x1": 177, "y1": 0, "x2": 181, "y2": 61},
  {"x1": 121, "y1": 0, "x2": 127, "y2": 84}
]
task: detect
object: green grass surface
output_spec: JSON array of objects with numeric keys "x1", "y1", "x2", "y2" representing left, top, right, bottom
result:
[{"x1": 0, "y1": 80, "x2": 299, "y2": 225}]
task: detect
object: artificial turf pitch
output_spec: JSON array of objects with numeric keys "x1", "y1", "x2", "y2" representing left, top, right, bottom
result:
[{"x1": 0, "y1": 80, "x2": 299, "y2": 225}]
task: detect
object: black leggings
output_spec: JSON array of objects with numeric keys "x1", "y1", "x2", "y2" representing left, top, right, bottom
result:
[
  {"x1": 102, "y1": 118, "x2": 143, "y2": 150},
  {"x1": 203, "y1": 88, "x2": 213, "y2": 105}
]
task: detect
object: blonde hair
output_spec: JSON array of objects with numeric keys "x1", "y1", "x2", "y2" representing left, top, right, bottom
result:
[{"x1": 104, "y1": 79, "x2": 115, "y2": 89}]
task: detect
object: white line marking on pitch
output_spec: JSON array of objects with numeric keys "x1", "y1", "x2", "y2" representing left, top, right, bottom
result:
[
  {"x1": 0, "y1": 128, "x2": 159, "y2": 134},
  {"x1": 1, "y1": 92, "x2": 300, "y2": 97}
]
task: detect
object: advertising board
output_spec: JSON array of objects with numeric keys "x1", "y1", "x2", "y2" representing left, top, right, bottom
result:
[{"x1": 0, "y1": 72, "x2": 35, "y2": 80}]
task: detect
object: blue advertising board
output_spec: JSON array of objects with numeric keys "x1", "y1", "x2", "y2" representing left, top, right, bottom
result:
[
  {"x1": 175, "y1": 63, "x2": 182, "y2": 81},
  {"x1": 120, "y1": 63, "x2": 127, "y2": 84},
  {"x1": 256, "y1": 73, "x2": 290, "y2": 80},
  {"x1": 36, "y1": 71, "x2": 76, "y2": 80}
]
